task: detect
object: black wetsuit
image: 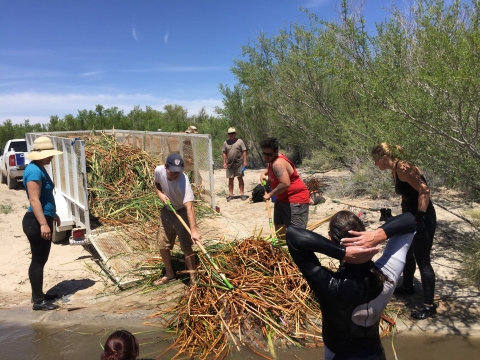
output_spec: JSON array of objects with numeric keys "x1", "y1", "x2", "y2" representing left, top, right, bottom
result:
[
  {"x1": 394, "y1": 162, "x2": 437, "y2": 305},
  {"x1": 286, "y1": 213, "x2": 415, "y2": 360}
]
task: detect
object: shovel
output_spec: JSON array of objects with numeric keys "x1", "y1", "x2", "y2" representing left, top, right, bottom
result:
[
  {"x1": 332, "y1": 199, "x2": 392, "y2": 221},
  {"x1": 165, "y1": 200, "x2": 234, "y2": 290}
]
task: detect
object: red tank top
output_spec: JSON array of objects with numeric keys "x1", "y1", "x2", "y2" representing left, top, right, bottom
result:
[{"x1": 267, "y1": 154, "x2": 310, "y2": 203}]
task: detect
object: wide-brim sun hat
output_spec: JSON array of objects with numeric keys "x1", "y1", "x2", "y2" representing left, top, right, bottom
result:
[
  {"x1": 27, "y1": 136, "x2": 63, "y2": 160},
  {"x1": 227, "y1": 127, "x2": 236, "y2": 134},
  {"x1": 185, "y1": 125, "x2": 198, "y2": 134}
]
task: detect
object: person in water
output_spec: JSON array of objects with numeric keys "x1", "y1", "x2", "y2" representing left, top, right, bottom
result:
[{"x1": 286, "y1": 211, "x2": 415, "y2": 360}]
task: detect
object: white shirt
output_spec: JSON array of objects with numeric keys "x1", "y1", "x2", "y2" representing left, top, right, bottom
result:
[{"x1": 154, "y1": 165, "x2": 195, "y2": 210}]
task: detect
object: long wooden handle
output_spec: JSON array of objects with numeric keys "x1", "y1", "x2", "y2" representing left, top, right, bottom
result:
[
  {"x1": 166, "y1": 201, "x2": 234, "y2": 289},
  {"x1": 332, "y1": 199, "x2": 379, "y2": 211},
  {"x1": 266, "y1": 199, "x2": 276, "y2": 240}
]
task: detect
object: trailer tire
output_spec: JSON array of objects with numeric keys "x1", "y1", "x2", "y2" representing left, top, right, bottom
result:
[
  {"x1": 52, "y1": 226, "x2": 67, "y2": 243},
  {"x1": 7, "y1": 174, "x2": 17, "y2": 189}
]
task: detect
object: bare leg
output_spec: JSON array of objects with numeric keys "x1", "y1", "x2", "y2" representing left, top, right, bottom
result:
[
  {"x1": 238, "y1": 176, "x2": 245, "y2": 195},
  {"x1": 184, "y1": 249, "x2": 196, "y2": 284},
  {"x1": 228, "y1": 178, "x2": 234, "y2": 197},
  {"x1": 159, "y1": 249, "x2": 175, "y2": 279}
]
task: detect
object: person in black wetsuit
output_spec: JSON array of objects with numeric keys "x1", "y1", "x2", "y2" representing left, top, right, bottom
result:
[
  {"x1": 370, "y1": 142, "x2": 437, "y2": 319},
  {"x1": 286, "y1": 211, "x2": 415, "y2": 360}
]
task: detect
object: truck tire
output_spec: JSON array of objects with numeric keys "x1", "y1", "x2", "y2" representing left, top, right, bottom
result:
[
  {"x1": 7, "y1": 174, "x2": 17, "y2": 189},
  {"x1": 1, "y1": 171, "x2": 6, "y2": 184},
  {"x1": 52, "y1": 226, "x2": 67, "y2": 243}
]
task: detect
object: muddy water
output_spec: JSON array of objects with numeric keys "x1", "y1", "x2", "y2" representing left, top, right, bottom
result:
[{"x1": 1, "y1": 321, "x2": 480, "y2": 360}]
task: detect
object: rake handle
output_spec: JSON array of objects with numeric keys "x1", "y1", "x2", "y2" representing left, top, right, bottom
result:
[
  {"x1": 166, "y1": 200, "x2": 234, "y2": 289},
  {"x1": 332, "y1": 199, "x2": 378, "y2": 212}
]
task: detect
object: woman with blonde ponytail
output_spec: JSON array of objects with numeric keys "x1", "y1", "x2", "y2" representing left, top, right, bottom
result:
[{"x1": 370, "y1": 142, "x2": 437, "y2": 320}]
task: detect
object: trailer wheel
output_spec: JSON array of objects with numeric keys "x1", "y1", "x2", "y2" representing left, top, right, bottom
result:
[
  {"x1": 52, "y1": 226, "x2": 67, "y2": 243},
  {"x1": 7, "y1": 175, "x2": 17, "y2": 189}
]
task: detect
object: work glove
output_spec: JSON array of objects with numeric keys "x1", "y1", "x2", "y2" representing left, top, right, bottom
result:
[{"x1": 415, "y1": 211, "x2": 426, "y2": 235}]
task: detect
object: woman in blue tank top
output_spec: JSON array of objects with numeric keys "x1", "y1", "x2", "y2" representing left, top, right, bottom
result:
[
  {"x1": 371, "y1": 142, "x2": 437, "y2": 320},
  {"x1": 23, "y1": 136, "x2": 62, "y2": 311}
]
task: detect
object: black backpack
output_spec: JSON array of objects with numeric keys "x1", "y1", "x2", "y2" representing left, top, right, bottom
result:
[{"x1": 251, "y1": 184, "x2": 266, "y2": 203}]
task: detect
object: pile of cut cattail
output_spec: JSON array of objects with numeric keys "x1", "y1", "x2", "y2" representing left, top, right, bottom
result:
[
  {"x1": 146, "y1": 237, "x2": 321, "y2": 359},
  {"x1": 145, "y1": 237, "x2": 400, "y2": 360},
  {"x1": 82, "y1": 133, "x2": 214, "y2": 246}
]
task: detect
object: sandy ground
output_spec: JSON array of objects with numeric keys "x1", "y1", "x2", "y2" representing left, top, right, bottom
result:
[{"x1": 1, "y1": 168, "x2": 479, "y2": 335}]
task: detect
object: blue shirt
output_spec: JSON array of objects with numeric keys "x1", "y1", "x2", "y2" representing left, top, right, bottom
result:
[{"x1": 23, "y1": 162, "x2": 56, "y2": 218}]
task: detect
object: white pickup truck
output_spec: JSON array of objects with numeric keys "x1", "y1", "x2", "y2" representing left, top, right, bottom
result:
[{"x1": 1, "y1": 138, "x2": 29, "y2": 189}]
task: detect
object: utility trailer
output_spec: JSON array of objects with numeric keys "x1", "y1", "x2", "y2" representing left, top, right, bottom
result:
[{"x1": 25, "y1": 130, "x2": 215, "y2": 287}]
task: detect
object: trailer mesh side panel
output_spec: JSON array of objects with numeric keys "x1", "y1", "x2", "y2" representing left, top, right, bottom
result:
[{"x1": 89, "y1": 227, "x2": 156, "y2": 287}]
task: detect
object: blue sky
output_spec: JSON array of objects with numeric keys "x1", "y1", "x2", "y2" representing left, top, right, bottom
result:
[{"x1": 0, "y1": 0, "x2": 406, "y2": 125}]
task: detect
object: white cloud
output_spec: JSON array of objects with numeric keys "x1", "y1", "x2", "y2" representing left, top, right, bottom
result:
[
  {"x1": 301, "y1": 0, "x2": 331, "y2": 8},
  {"x1": 132, "y1": 26, "x2": 139, "y2": 42},
  {"x1": 79, "y1": 71, "x2": 104, "y2": 77},
  {"x1": 164, "y1": 31, "x2": 169, "y2": 44},
  {"x1": 0, "y1": 92, "x2": 223, "y2": 124}
]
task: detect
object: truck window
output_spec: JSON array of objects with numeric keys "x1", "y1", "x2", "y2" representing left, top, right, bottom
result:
[{"x1": 9, "y1": 140, "x2": 28, "y2": 152}]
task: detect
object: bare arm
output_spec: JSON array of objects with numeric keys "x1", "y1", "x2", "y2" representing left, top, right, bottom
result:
[
  {"x1": 341, "y1": 212, "x2": 415, "y2": 248},
  {"x1": 184, "y1": 201, "x2": 201, "y2": 243},
  {"x1": 343, "y1": 246, "x2": 380, "y2": 264},
  {"x1": 27, "y1": 180, "x2": 52, "y2": 241},
  {"x1": 222, "y1": 152, "x2": 227, "y2": 169},
  {"x1": 155, "y1": 182, "x2": 169, "y2": 204},
  {"x1": 264, "y1": 159, "x2": 290, "y2": 200},
  {"x1": 243, "y1": 150, "x2": 247, "y2": 167},
  {"x1": 396, "y1": 161, "x2": 430, "y2": 212},
  {"x1": 259, "y1": 169, "x2": 268, "y2": 183}
]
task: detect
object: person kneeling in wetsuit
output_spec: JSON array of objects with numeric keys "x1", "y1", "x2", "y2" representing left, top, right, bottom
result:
[{"x1": 286, "y1": 211, "x2": 415, "y2": 360}]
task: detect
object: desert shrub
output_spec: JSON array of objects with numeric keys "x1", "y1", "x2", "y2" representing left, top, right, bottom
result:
[
  {"x1": 464, "y1": 209, "x2": 480, "y2": 228},
  {"x1": 326, "y1": 164, "x2": 395, "y2": 200},
  {"x1": 460, "y1": 233, "x2": 480, "y2": 289},
  {"x1": 0, "y1": 203, "x2": 13, "y2": 214},
  {"x1": 302, "y1": 149, "x2": 344, "y2": 173}
]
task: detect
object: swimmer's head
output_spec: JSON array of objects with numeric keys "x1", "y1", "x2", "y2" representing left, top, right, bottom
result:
[{"x1": 328, "y1": 210, "x2": 365, "y2": 244}]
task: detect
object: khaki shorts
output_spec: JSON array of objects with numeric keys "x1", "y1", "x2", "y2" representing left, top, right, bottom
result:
[
  {"x1": 226, "y1": 166, "x2": 243, "y2": 178},
  {"x1": 157, "y1": 207, "x2": 193, "y2": 252}
]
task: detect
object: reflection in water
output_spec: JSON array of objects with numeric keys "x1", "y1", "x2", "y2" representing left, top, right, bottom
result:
[{"x1": 1, "y1": 321, "x2": 480, "y2": 360}]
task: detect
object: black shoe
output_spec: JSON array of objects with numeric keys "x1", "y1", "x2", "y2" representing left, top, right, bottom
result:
[
  {"x1": 393, "y1": 286, "x2": 415, "y2": 296},
  {"x1": 411, "y1": 304, "x2": 437, "y2": 320},
  {"x1": 32, "y1": 300, "x2": 59, "y2": 311},
  {"x1": 30, "y1": 293, "x2": 58, "y2": 303}
]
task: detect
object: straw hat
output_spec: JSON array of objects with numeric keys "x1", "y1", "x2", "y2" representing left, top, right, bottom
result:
[
  {"x1": 185, "y1": 125, "x2": 198, "y2": 134},
  {"x1": 227, "y1": 127, "x2": 236, "y2": 134},
  {"x1": 27, "y1": 136, "x2": 62, "y2": 160}
]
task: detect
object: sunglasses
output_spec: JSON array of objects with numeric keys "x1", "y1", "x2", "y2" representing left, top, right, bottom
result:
[{"x1": 262, "y1": 151, "x2": 275, "y2": 157}]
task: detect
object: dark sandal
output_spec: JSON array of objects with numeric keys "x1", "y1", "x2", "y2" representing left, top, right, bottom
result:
[
  {"x1": 411, "y1": 304, "x2": 437, "y2": 320},
  {"x1": 393, "y1": 286, "x2": 415, "y2": 296}
]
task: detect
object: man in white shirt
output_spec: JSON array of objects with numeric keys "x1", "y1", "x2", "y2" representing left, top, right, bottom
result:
[{"x1": 153, "y1": 153, "x2": 201, "y2": 285}]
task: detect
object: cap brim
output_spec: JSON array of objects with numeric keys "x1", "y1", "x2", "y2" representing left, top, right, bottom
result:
[
  {"x1": 168, "y1": 165, "x2": 184, "y2": 173},
  {"x1": 27, "y1": 149, "x2": 63, "y2": 160}
]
